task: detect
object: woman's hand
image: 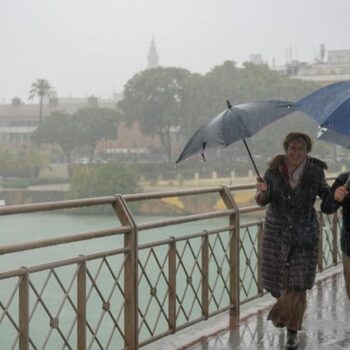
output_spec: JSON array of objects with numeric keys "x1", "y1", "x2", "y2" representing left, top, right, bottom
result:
[
  {"x1": 334, "y1": 185, "x2": 348, "y2": 202},
  {"x1": 256, "y1": 176, "x2": 267, "y2": 192},
  {"x1": 255, "y1": 176, "x2": 267, "y2": 205}
]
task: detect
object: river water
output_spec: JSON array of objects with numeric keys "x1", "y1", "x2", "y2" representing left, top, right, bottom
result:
[
  {"x1": 0, "y1": 212, "x2": 259, "y2": 349},
  {"x1": 0, "y1": 212, "x2": 243, "y2": 270}
]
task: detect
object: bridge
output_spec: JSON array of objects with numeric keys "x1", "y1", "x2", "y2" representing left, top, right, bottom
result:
[
  {"x1": 0, "y1": 181, "x2": 342, "y2": 349},
  {"x1": 146, "y1": 267, "x2": 345, "y2": 350}
]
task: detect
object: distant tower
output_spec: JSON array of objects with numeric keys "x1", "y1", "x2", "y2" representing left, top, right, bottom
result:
[
  {"x1": 320, "y1": 43, "x2": 325, "y2": 63},
  {"x1": 147, "y1": 37, "x2": 159, "y2": 69}
]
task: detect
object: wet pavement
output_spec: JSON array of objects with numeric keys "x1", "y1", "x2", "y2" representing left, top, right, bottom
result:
[
  {"x1": 144, "y1": 266, "x2": 349, "y2": 350},
  {"x1": 189, "y1": 269, "x2": 350, "y2": 350}
]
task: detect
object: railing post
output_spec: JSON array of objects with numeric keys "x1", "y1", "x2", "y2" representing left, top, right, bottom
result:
[
  {"x1": 168, "y1": 237, "x2": 176, "y2": 332},
  {"x1": 257, "y1": 221, "x2": 264, "y2": 295},
  {"x1": 114, "y1": 195, "x2": 138, "y2": 350},
  {"x1": 318, "y1": 211, "x2": 324, "y2": 272},
  {"x1": 201, "y1": 232, "x2": 209, "y2": 319},
  {"x1": 220, "y1": 186, "x2": 240, "y2": 319},
  {"x1": 77, "y1": 257, "x2": 86, "y2": 350},
  {"x1": 19, "y1": 268, "x2": 29, "y2": 350},
  {"x1": 332, "y1": 212, "x2": 339, "y2": 265}
]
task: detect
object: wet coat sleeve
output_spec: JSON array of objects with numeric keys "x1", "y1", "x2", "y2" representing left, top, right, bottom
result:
[
  {"x1": 321, "y1": 175, "x2": 342, "y2": 214},
  {"x1": 317, "y1": 169, "x2": 331, "y2": 199},
  {"x1": 255, "y1": 170, "x2": 272, "y2": 207}
]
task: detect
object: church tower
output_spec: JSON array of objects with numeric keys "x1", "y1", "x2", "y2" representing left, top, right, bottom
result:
[{"x1": 147, "y1": 37, "x2": 159, "y2": 69}]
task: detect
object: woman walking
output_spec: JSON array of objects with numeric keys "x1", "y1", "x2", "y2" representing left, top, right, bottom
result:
[{"x1": 255, "y1": 132, "x2": 331, "y2": 349}]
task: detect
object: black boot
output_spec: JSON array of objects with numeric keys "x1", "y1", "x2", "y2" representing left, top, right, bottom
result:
[{"x1": 286, "y1": 329, "x2": 299, "y2": 349}]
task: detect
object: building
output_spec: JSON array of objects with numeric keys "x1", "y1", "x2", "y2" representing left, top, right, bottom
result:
[
  {"x1": 147, "y1": 37, "x2": 159, "y2": 69},
  {"x1": 249, "y1": 54, "x2": 264, "y2": 65},
  {"x1": 271, "y1": 47, "x2": 350, "y2": 85},
  {"x1": 97, "y1": 121, "x2": 161, "y2": 161},
  {"x1": 0, "y1": 96, "x2": 118, "y2": 150},
  {"x1": 0, "y1": 95, "x2": 162, "y2": 161},
  {"x1": 0, "y1": 40, "x2": 163, "y2": 156},
  {"x1": 328, "y1": 50, "x2": 350, "y2": 64}
]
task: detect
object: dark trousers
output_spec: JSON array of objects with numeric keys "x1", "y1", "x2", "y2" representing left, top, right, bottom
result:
[{"x1": 343, "y1": 253, "x2": 350, "y2": 299}]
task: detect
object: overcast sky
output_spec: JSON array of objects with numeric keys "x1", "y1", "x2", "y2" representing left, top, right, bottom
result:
[{"x1": 1, "y1": 0, "x2": 349, "y2": 102}]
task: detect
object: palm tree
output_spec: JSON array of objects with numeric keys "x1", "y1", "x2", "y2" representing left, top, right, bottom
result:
[
  {"x1": 29, "y1": 79, "x2": 56, "y2": 126},
  {"x1": 29, "y1": 79, "x2": 56, "y2": 147}
]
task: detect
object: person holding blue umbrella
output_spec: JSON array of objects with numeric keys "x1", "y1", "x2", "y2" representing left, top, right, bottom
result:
[
  {"x1": 298, "y1": 80, "x2": 350, "y2": 302},
  {"x1": 255, "y1": 132, "x2": 331, "y2": 349},
  {"x1": 305, "y1": 78, "x2": 350, "y2": 297},
  {"x1": 321, "y1": 173, "x2": 350, "y2": 297}
]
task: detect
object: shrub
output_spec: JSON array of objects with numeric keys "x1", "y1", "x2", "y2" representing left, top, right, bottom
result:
[{"x1": 67, "y1": 162, "x2": 140, "y2": 215}]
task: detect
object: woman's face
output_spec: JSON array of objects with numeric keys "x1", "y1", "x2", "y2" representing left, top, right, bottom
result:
[{"x1": 286, "y1": 139, "x2": 308, "y2": 168}]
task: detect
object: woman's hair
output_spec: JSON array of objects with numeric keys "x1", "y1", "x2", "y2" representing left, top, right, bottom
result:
[{"x1": 282, "y1": 132, "x2": 312, "y2": 153}]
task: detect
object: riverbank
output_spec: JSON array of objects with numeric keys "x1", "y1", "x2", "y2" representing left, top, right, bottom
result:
[{"x1": 1, "y1": 172, "x2": 337, "y2": 215}]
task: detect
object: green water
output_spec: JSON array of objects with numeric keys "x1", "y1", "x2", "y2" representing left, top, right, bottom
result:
[
  {"x1": 0, "y1": 212, "x2": 240, "y2": 270},
  {"x1": 0, "y1": 213, "x2": 259, "y2": 349}
]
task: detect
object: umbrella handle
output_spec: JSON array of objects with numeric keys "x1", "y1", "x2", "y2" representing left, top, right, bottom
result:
[
  {"x1": 201, "y1": 142, "x2": 206, "y2": 162},
  {"x1": 345, "y1": 175, "x2": 350, "y2": 190},
  {"x1": 242, "y1": 138, "x2": 260, "y2": 177}
]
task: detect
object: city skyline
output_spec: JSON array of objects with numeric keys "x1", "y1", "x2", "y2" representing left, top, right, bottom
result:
[{"x1": 1, "y1": 0, "x2": 350, "y2": 102}]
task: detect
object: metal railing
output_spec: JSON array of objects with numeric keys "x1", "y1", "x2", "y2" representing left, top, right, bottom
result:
[{"x1": 0, "y1": 182, "x2": 342, "y2": 350}]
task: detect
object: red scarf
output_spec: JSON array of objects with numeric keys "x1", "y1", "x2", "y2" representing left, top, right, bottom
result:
[{"x1": 280, "y1": 160, "x2": 289, "y2": 184}]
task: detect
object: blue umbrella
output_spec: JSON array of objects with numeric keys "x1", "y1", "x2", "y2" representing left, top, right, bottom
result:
[
  {"x1": 317, "y1": 127, "x2": 350, "y2": 188},
  {"x1": 317, "y1": 127, "x2": 350, "y2": 149},
  {"x1": 176, "y1": 100, "x2": 296, "y2": 176},
  {"x1": 296, "y1": 81, "x2": 350, "y2": 136}
]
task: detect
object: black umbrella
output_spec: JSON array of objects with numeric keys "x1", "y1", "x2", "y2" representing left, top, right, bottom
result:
[{"x1": 176, "y1": 100, "x2": 296, "y2": 176}]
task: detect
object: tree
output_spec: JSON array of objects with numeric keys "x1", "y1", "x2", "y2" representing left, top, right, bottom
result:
[
  {"x1": 74, "y1": 106, "x2": 120, "y2": 162},
  {"x1": 29, "y1": 79, "x2": 56, "y2": 145},
  {"x1": 201, "y1": 61, "x2": 319, "y2": 110},
  {"x1": 69, "y1": 162, "x2": 139, "y2": 198},
  {"x1": 190, "y1": 61, "x2": 322, "y2": 164},
  {"x1": 236, "y1": 62, "x2": 318, "y2": 101},
  {"x1": 0, "y1": 148, "x2": 16, "y2": 179},
  {"x1": 118, "y1": 67, "x2": 193, "y2": 163},
  {"x1": 0, "y1": 147, "x2": 47, "y2": 179},
  {"x1": 11, "y1": 96, "x2": 22, "y2": 107},
  {"x1": 202, "y1": 60, "x2": 239, "y2": 114},
  {"x1": 180, "y1": 72, "x2": 208, "y2": 138},
  {"x1": 31, "y1": 111, "x2": 79, "y2": 163}
]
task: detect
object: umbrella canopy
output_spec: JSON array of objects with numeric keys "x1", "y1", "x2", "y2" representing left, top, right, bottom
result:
[
  {"x1": 317, "y1": 127, "x2": 350, "y2": 149},
  {"x1": 176, "y1": 100, "x2": 296, "y2": 175},
  {"x1": 296, "y1": 81, "x2": 350, "y2": 136},
  {"x1": 317, "y1": 127, "x2": 350, "y2": 189}
]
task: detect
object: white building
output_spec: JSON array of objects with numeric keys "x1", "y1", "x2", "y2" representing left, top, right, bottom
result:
[{"x1": 271, "y1": 48, "x2": 350, "y2": 85}]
